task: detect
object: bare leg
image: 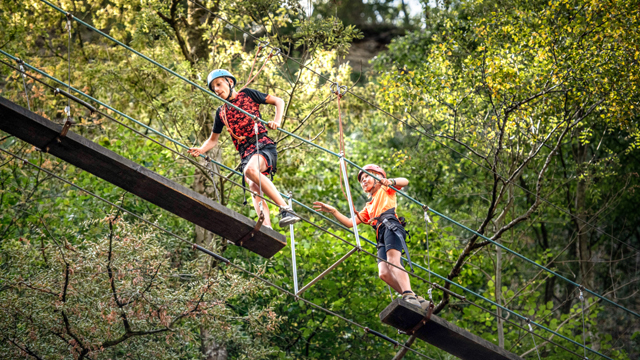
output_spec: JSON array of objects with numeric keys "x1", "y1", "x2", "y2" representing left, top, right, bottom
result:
[
  {"x1": 378, "y1": 249, "x2": 412, "y2": 295},
  {"x1": 248, "y1": 181, "x2": 272, "y2": 227},
  {"x1": 244, "y1": 154, "x2": 287, "y2": 226},
  {"x1": 379, "y1": 261, "x2": 402, "y2": 294}
]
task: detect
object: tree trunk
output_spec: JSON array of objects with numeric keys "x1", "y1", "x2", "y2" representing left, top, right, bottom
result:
[
  {"x1": 186, "y1": 0, "x2": 214, "y2": 64},
  {"x1": 201, "y1": 327, "x2": 228, "y2": 360},
  {"x1": 574, "y1": 142, "x2": 594, "y2": 290}
]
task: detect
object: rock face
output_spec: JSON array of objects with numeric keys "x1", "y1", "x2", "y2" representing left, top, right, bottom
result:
[{"x1": 340, "y1": 24, "x2": 407, "y2": 71}]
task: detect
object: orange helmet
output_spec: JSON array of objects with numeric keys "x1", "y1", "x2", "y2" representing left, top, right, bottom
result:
[{"x1": 357, "y1": 164, "x2": 386, "y2": 182}]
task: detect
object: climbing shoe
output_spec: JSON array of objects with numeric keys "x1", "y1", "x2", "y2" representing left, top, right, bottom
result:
[
  {"x1": 402, "y1": 291, "x2": 422, "y2": 308},
  {"x1": 416, "y1": 295, "x2": 429, "y2": 311},
  {"x1": 278, "y1": 206, "x2": 301, "y2": 227}
]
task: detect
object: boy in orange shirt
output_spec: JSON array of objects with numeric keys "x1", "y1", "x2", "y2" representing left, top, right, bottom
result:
[{"x1": 313, "y1": 164, "x2": 426, "y2": 309}]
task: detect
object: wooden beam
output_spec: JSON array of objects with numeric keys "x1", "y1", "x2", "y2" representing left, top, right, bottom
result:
[
  {"x1": 380, "y1": 299, "x2": 523, "y2": 360},
  {"x1": 0, "y1": 96, "x2": 286, "y2": 258}
]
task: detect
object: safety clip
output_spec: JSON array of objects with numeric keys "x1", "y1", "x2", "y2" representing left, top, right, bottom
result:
[{"x1": 331, "y1": 83, "x2": 347, "y2": 97}]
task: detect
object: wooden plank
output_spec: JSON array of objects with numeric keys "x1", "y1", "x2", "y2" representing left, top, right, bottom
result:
[
  {"x1": 380, "y1": 299, "x2": 523, "y2": 360},
  {"x1": 0, "y1": 96, "x2": 286, "y2": 258}
]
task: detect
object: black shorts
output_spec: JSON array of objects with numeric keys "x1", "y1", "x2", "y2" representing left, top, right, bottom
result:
[
  {"x1": 240, "y1": 144, "x2": 277, "y2": 177},
  {"x1": 376, "y1": 221, "x2": 407, "y2": 263}
]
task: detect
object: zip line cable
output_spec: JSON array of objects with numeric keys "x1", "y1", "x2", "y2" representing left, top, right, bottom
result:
[
  {"x1": 0, "y1": 146, "x2": 607, "y2": 360},
  {"x1": 0, "y1": 146, "x2": 601, "y2": 360},
  {"x1": 185, "y1": 0, "x2": 640, "y2": 255},
  {"x1": 0, "y1": 59, "x2": 616, "y2": 360},
  {"x1": 10, "y1": 0, "x2": 640, "y2": 344},
  {"x1": 0, "y1": 148, "x2": 438, "y2": 360},
  {"x1": 34, "y1": 1, "x2": 640, "y2": 317}
]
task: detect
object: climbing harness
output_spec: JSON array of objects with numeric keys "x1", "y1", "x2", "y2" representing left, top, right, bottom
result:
[
  {"x1": 16, "y1": 59, "x2": 30, "y2": 111},
  {"x1": 372, "y1": 207, "x2": 414, "y2": 273}
]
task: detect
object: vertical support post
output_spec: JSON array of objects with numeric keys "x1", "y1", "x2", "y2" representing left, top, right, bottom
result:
[
  {"x1": 288, "y1": 192, "x2": 299, "y2": 294},
  {"x1": 339, "y1": 153, "x2": 361, "y2": 248}
]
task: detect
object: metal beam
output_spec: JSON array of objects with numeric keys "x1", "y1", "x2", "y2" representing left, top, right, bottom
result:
[{"x1": 297, "y1": 247, "x2": 357, "y2": 295}]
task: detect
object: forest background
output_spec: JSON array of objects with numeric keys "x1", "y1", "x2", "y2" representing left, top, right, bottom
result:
[{"x1": 1, "y1": 0, "x2": 639, "y2": 359}]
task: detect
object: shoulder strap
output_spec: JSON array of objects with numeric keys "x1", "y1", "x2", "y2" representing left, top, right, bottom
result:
[{"x1": 220, "y1": 104, "x2": 247, "y2": 141}]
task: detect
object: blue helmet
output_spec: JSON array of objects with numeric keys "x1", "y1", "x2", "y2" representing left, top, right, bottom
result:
[{"x1": 206, "y1": 69, "x2": 237, "y2": 91}]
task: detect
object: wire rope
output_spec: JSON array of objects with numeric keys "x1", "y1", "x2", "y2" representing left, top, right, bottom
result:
[
  {"x1": 184, "y1": 0, "x2": 640, "y2": 255},
  {"x1": 0, "y1": 147, "x2": 438, "y2": 360},
  {"x1": 0, "y1": 56, "x2": 622, "y2": 359},
  {"x1": 33, "y1": 2, "x2": 639, "y2": 318}
]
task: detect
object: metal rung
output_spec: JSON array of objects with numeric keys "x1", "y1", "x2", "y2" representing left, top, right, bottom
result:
[{"x1": 297, "y1": 247, "x2": 357, "y2": 295}]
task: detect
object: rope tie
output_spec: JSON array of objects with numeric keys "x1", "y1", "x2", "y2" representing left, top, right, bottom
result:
[
  {"x1": 424, "y1": 206, "x2": 432, "y2": 286},
  {"x1": 65, "y1": 12, "x2": 72, "y2": 123},
  {"x1": 579, "y1": 286, "x2": 588, "y2": 359},
  {"x1": 332, "y1": 84, "x2": 367, "y2": 225},
  {"x1": 526, "y1": 319, "x2": 542, "y2": 360},
  {"x1": 240, "y1": 41, "x2": 272, "y2": 90},
  {"x1": 255, "y1": 121, "x2": 263, "y2": 217},
  {"x1": 16, "y1": 59, "x2": 30, "y2": 111},
  {"x1": 204, "y1": 155, "x2": 221, "y2": 202}
]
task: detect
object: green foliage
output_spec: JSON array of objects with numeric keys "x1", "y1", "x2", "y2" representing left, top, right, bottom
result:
[
  {"x1": 1, "y1": 0, "x2": 638, "y2": 359},
  {"x1": 0, "y1": 211, "x2": 281, "y2": 358}
]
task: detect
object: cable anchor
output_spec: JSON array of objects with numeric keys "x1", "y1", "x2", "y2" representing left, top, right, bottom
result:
[
  {"x1": 422, "y1": 205, "x2": 432, "y2": 223},
  {"x1": 15, "y1": 58, "x2": 31, "y2": 111},
  {"x1": 65, "y1": 12, "x2": 73, "y2": 30},
  {"x1": 331, "y1": 83, "x2": 347, "y2": 97}
]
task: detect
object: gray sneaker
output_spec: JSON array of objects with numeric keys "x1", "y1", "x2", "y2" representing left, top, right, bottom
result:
[
  {"x1": 416, "y1": 295, "x2": 429, "y2": 311},
  {"x1": 402, "y1": 291, "x2": 422, "y2": 308},
  {"x1": 278, "y1": 207, "x2": 301, "y2": 227}
]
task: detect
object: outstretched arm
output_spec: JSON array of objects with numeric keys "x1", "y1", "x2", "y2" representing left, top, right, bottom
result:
[
  {"x1": 380, "y1": 177, "x2": 409, "y2": 190},
  {"x1": 313, "y1": 202, "x2": 361, "y2": 228},
  {"x1": 188, "y1": 132, "x2": 220, "y2": 157},
  {"x1": 265, "y1": 95, "x2": 285, "y2": 130}
]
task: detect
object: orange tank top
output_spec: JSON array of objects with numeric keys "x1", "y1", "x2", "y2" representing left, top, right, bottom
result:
[{"x1": 357, "y1": 185, "x2": 397, "y2": 226}]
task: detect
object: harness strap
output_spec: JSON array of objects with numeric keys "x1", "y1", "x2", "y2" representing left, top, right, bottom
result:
[
  {"x1": 382, "y1": 218, "x2": 415, "y2": 273},
  {"x1": 236, "y1": 210, "x2": 264, "y2": 247},
  {"x1": 405, "y1": 301, "x2": 435, "y2": 335},
  {"x1": 373, "y1": 208, "x2": 414, "y2": 272},
  {"x1": 220, "y1": 104, "x2": 247, "y2": 141}
]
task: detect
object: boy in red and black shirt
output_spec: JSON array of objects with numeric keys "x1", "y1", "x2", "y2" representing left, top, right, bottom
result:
[{"x1": 189, "y1": 69, "x2": 300, "y2": 228}]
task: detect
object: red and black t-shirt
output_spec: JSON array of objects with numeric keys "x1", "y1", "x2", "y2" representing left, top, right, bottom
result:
[{"x1": 212, "y1": 88, "x2": 275, "y2": 159}]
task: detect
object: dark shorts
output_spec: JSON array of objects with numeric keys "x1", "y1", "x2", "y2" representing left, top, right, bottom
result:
[
  {"x1": 376, "y1": 221, "x2": 407, "y2": 263},
  {"x1": 240, "y1": 144, "x2": 277, "y2": 177}
]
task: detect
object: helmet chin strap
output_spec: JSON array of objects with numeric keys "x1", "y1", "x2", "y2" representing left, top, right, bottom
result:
[{"x1": 225, "y1": 78, "x2": 235, "y2": 100}]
